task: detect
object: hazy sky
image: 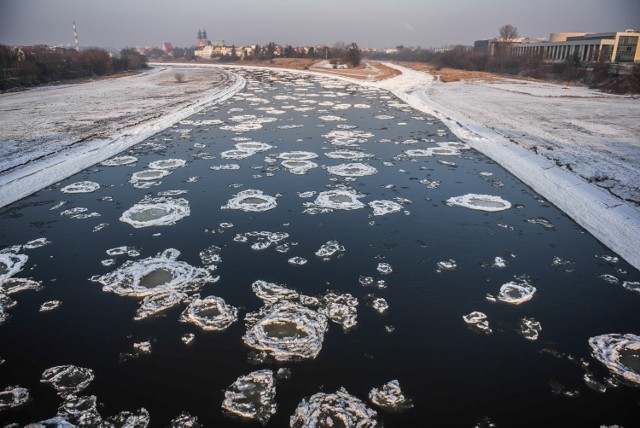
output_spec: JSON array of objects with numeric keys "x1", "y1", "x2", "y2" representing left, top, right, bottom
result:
[{"x1": 1, "y1": 0, "x2": 639, "y2": 49}]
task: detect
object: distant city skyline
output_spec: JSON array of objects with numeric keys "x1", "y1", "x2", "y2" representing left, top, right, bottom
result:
[{"x1": 1, "y1": 0, "x2": 638, "y2": 49}]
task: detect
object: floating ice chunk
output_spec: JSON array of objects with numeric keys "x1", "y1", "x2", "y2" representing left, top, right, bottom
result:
[
  {"x1": 369, "y1": 297, "x2": 389, "y2": 314},
  {"x1": 199, "y1": 245, "x2": 221, "y2": 270},
  {"x1": 41, "y1": 365, "x2": 94, "y2": 397},
  {"x1": 319, "y1": 292, "x2": 358, "y2": 332},
  {"x1": 158, "y1": 189, "x2": 188, "y2": 197},
  {"x1": 169, "y1": 412, "x2": 201, "y2": 427},
  {"x1": 315, "y1": 240, "x2": 345, "y2": 260},
  {"x1": 222, "y1": 189, "x2": 277, "y2": 212},
  {"x1": 622, "y1": 281, "x2": 640, "y2": 293},
  {"x1": 463, "y1": 311, "x2": 492, "y2": 334},
  {"x1": 40, "y1": 300, "x2": 62, "y2": 312},
  {"x1": 134, "y1": 341, "x2": 152, "y2": 354},
  {"x1": 325, "y1": 150, "x2": 374, "y2": 161},
  {"x1": 527, "y1": 217, "x2": 554, "y2": 228},
  {"x1": 120, "y1": 196, "x2": 190, "y2": 228},
  {"x1": 278, "y1": 151, "x2": 318, "y2": 160},
  {"x1": 148, "y1": 158, "x2": 186, "y2": 170},
  {"x1": 354, "y1": 103, "x2": 371, "y2": 108},
  {"x1": 243, "y1": 302, "x2": 328, "y2": 362},
  {"x1": 181, "y1": 333, "x2": 195, "y2": 346},
  {"x1": 369, "y1": 200, "x2": 403, "y2": 216},
  {"x1": 375, "y1": 114, "x2": 394, "y2": 120},
  {"x1": 102, "y1": 259, "x2": 116, "y2": 267},
  {"x1": 130, "y1": 169, "x2": 171, "y2": 183},
  {"x1": 327, "y1": 162, "x2": 377, "y2": 177},
  {"x1": 551, "y1": 256, "x2": 574, "y2": 267},
  {"x1": 180, "y1": 296, "x2": 238, "y2": 331},
  {"x1": 23, "y1": 237, "x2": 51, "y2": 249},
  {"x1": 420, "y1": 178, "x2": 441, "y2": 189},
  {"x1": 210, "y1": 163, "x2": 240, "y2": 171},
  {"x1": 59, "y1": 207, "x2": 100, "y2": 219},
  {"x1": 221, "y1": 149, "x2": 257, "y2": 160},
  {"x1": 589, "y1": 334, "x2": 640, "y2": 386},
  {"x1": 2, "y1": 278, "x2": 43, "y2": 295},
  {"x1": 0, "y1": 251, "x2": 28, "y2": 283},
  {"x1": 104, "y1": 408, "x2": 150, "y2": 427},
  {"x1": 222, "y1": 369, "x2": 277, "y2": 425},
  {"x1": 288, "y1": 256, "x2": 307, "y2": 266},
  {"x1": 492, "y1": 257, "x2": 507, "y2": 268},
  {"x1": 281, "y1": 160, "x2": 318, "y2": 175},
  {"x1": 600, "y1": 274, "x2": 619, "y2": 284},
  {"x1": 60, "y1": 181, "x2": 100, "y2": 194},
  {"x1": 290, "y1": 387, "x2": 378, "y2": 428},
  {"x1": 235, "y1": 142, "x2": 273, "y2": 153},
  {"x1": 519, "y1": 317, "x2": 542, "y2": 341},
  {"x1": 446, "y1": 194, "x2": 512, "y2": 212},
  {"x1": 101, "y1": 155, "x2": 138, "y2": 166},
  {"x1": 369, "y1": 380, "x2": 413, "y2": 413},
  {"x1": 57, "y1": 394, "x2": 102, "y2": 426},
  {"x1": 313, "y1": 190, "x2": 365, "y2": 211},
  {"x1": 496, "y1": 279, "x2": 536, "y2": 304},
  {"x1": 438, "y1": 141, "x2": 471, "y2": 150},
  {"x1": 319, "y1": 115, "x2": 345, "y2": 122},
  {"x1": 135, "y1": 291, "x2": 187, "y2": 320},
  {"x1": 333, "y1": 103, "x2": 351, "y2": 110},
  {"x1": 106, "y1": 246, "x2": 140, "y2": 257},
  {"x1": 439, "y1": 160, "x2": 457, "y2": 166},
  {"x1": 598, "y1": 255, "x2": 619, "y2": 264},
  {"x1": 323, "y1": 129, "x2": 374, "y2": 146},
  {"x1": 437, "y1": 259, "x2": 457, "y2": 271},
  {"x1": 91, "y1": 248, "x2": 215, "y2": 298},
  {"x1": 583, "y1": 372, "x2": 608, "y2": 393},
  {"x1": 252, "y1": 280, "x2": 299, "y2": 305},
  {"x1": 405, "y1": 147, "x2": 460, "y2": 157},
  {"x1": 377, "y1": 263, "x2": 392, "y2": 275},
  {"x1": 0, "y1": 385, "x2": 30, "y2": 410}
]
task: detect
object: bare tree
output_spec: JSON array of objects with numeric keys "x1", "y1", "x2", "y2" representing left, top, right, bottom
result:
[{"x1": 499, "y1": 24, "x2": 519, "y2": 42}]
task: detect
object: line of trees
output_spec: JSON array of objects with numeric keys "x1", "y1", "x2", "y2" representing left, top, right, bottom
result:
[
  {"x1": 0, "y1": 46, "x2": 147, "y2": 91},
  {"x1": 215, "y1": 42, "x2": 362, "y2": 67}
]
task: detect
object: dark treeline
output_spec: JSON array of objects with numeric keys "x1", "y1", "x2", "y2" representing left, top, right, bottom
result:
[
  {"x1": 0, "y1": 46, "x2": 147, "y2": 91},
  {"x1": 366, "y1": 45, "x2": 640, "y2": 94},
  {"x1": 216, "y1": 42, "x2": 362, "y2": 67}
]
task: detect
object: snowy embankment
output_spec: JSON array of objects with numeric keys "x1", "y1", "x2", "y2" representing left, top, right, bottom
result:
[
  {"x1": 373, "y1": 63, "x2": 640, "y2": 271},
  {"x1": 0, "y1": 66, "x2": 245, "y2": 208}
]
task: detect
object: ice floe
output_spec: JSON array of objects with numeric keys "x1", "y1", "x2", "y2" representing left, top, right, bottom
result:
[
  {"x1": 278, "y1": 151, "x2": 318, "y2": 161},
  {"x1": 319, "y1": 292, "x2": 359, "y2": 332},
  {"x1": 323, "y1": 129, "x2": 374, "y2": 146},
  {"x1": 325, "y1": 150, "x2": 374, "y2": 161},
  {"x1": 519, "y1": 317, "x2": 542, "y2": 341},
  {"x1": 315, "y1": 240, "x2": 345, "y2": 260},
  {"x1": 622, "y1": 281, "x2": 640, "y2": 294},
  {"x1": 0, "y1": 386, "x2": 30, "y2": 410},
  {"x1": 120, "y1": 196, "x2": 190, "y2": 228},
  {"x1": 377, "y1": 263, "x2": 392, "y2": 275},
  {"x1": 222, "y1": 369, "x2": 277, "y2": 425},
  {"x1": 252, "y1": 280, "x2": 299, "y2": 305},
  {"x1": 290, "y1": 387, "x2": 378, "y2": 427},
  {"x1": 41, "y1": 365, "x2": 94, "y2": 397},
  {"x1": 281, "y1": 159, "x2": 318, "y2": 175},
  {"x1": 135, "y1": 291, "x2": 187, "y2": 320},
  {"x1": 437, "y1": 259, "x2": 457, "y2": 271},
  {"x1": 327, "y1": 162, "x2": 378, "y2": 177},
  {"x1": 22, "y1": 238, "x2": 51, "y2": 250},
  {"x1": 463, "y1": 311, "x2": 492, "y2": 334},
  {"x1": 56, "y1": 395, "x2": 102, "y2": 426},
  {"x1": 39, "y1": 300, "x2": 62, "y2": 312},
  {"x1": 106, "y1": 246, "x2": 140, "y2": 257},
  {"x1": 91, "y1": 248, "x2": 216, "y2": 299},
  {"x1": 369, "y1": 297, "x2": 389, "y2": 314},
  {"x1": 288, "y1": 256, "x2": 308, "y2": 266},
  {"x1": 369, "y1": 380, "x2": 413, "y2": 413},
  {"x1": 179, "y1": 295, "x2": 238, "y2": 331},
  {"x1": 0, "y1": 250, "x2": 28, "y2": 283},
  {"x1": 101, "y1": 155, "x2": 138, "y2": 166},
  {"x1": 133, "y1": 341, "x2": 152, "y2": 354},
  {"x1": 310, "y1": 189, "x2": 365, "y2": 212},
  {"x1": 405, "y1": 147, "x2": 460, "y2": 157},
  {"x1": 589, "y1": 334, "x2": 640, "y2": 385},
  {"x1": 181, "y1": 333, "x2": 195, "y2": 346},
  {"x1": 222, "y1": 189, "x2": 277, "y2": 212},
  {"x1": 235, "y1": 142, "x2": 273, "y2": 153},
  {"x1": 221, "y1": 149, "x2": 257, "y2": 160},
  {"x1": 60, "y1": 181, "x2": 100, "y2": 194},
  {"x1": 130, "y1": 169, "x2": 171, "y2": 184},
  {"x1": 446, "y1": 194, "x2": 512, "y2": 212},
  {"x1": 368, "y1": 200, "x2": 403, "y2": 216},
  {"x1": 148, "y1": 158, "x2": 186, "y2": 170},
  {"x1": 243, "y1": 302, "x2": 328, "y2": 362},
  {"x1": 492, "y1": 278, "x2": 537, "y2": 304},
  {"x1": 233, "y1": 231, "x2": 289, "y2": 251},
  {"x1": 211, "y1": 163, "x2": 240, "y2": 171}
]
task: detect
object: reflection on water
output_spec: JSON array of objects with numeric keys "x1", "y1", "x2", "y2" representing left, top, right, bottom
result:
[{"x1": 0, "y1": 67, "x2": 639, "y2": 426}]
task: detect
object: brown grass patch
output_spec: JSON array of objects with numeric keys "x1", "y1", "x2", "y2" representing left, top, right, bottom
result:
[{"x1": 393, "y1": 61, "x2": 503, "y2": 83}]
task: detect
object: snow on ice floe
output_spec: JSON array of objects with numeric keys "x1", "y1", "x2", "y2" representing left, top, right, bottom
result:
[
  {"x1": 622, "y1": 281, "x2": 640, "y2": 294},
  {"x1": 252, "y1": 280, "x2": 299, "y2": 305},
  {"x1": 369, "y1": 380, "x2": 413, "y2": 413},
  {"x1": 377, "y1": 263, "x2": 392, "y2": 275},
  {"x1": 369, "y1": 297, "x2": 389, "y2": 314},
  {"x1": 148, "y1": 158, "x2": 186, "y2": 170},
  {"x1": 327, "y1": 163, "x2": 377, "y2": 177},
  {"x1": 235, "y1": 142, "x2": 273, "y2": 153},
  {"x1": 446, "y1": 194, "x2": 512, "y2": 212},
  {"x1": 278, "y1": 151, "x2": 318, "y2": 160},
  {"x1": 23, "y1": 238, "x2": 51, "y2": 249},
  {"x1": 323, "y1": 129, "x2": 374, "y2": 146},
  {"x1": 488, "y1": 278, "x2": 536, "y2": 305},
  {"x1": 281, "y1": 160, "x2": 318, "y2": 175},
  {"x1": 120, "y1": 196, "x2": 190, "y2": 228},
  {"x1": 290, "y1": 387, "x2": 378, "y2": 428},
  {"x1": 59, "y1": 207, "x2": 101, "y2": 219},
  {"x1": 325, "y1": 150, "x2": 374, "y2": 161},
  {"x1": 369, "y1": 200, "x2": 403, "y2": 216},
  {"x1": 437, "y1": 259, "x2": 457, "y2": 271},
  {"x1": 101, "y1": 155, "x2": 138, "y2": 166},
  {"x1": 519, "y1": 317, "x2": 542, "y2": 341},
  {"x1": 309, "y1": 189, "x2": 365, "y2": 212},
  {"x1": 130, "y1": 169, "x2": 171, "y2": 184},
  {"x1": 319, "y1": 292, "x2": 358, "y2": 332},
  {"x1": 315, "y1": 240, "x2": 345, "y2": 260},
  {"x1": 134, "y1": 291, "x2": 187, "y2": 320},
  {"x1": 221, "y1": 149, "x2": 257, "y2": 160},
  {"x1": 106, "y1": 246, "x2": 140, "y2": 257},
  {"x1": 60, "y1": 181, "x2": 100, "y2": 194},
  {"x1": 222, "y1": 369, "x2": 277, "y2": 425},
  {"x1": 180, "y1": 295, "x2": 238, "y2": 331},
  {"x1": 589, "y1": 334, "x2": 640, "y2": 386},
  {"x1": 243, "y1": 302, "x2": 328, "y2": 362},
  {"x1": 39, "y1": 300, "x2": 62, "y2": 312},
  {"x1": 0, "y1": 250, "x2": 28, "y2": 283},
  {"x1": 211, "y1": 163, "x2": 240, "y2": 171},
  {"x1": 91, "y1": 248, "x2": 216, "y2": 300},
  {"x1": 420, "y1": 178, "x2": 441, "y2": 189},
  {"x1": 233, "y1": 231, "x2": 289, "y2": 252},
  {"x1": 41, "y1": 365, "x2": 94, "y2": 397},
  {"x1": 288, "y1": 256, "x2": 308, "y2": 266},
  {"x1": 0, "y1": 386, "x2": 30, "y2": 410},
  {"x1": 222, "y1": 189, "x2": 277, "y2": 212},
  {"x1": 463, "y1": 311, "x2": 492, "y2": 334}
]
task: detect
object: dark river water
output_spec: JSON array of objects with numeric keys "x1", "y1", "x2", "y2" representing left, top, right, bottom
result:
[{"x1": 1, "y1": 68, "x2": 639, "y2": 427}]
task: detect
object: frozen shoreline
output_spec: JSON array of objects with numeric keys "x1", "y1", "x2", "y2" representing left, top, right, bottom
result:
[{"x1": 0, "y1": 61, "x2": 638, "y2": 270}]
